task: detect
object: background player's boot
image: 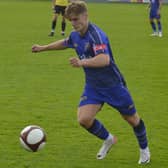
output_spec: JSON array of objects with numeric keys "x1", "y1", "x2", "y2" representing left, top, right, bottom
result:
[
  {"x1": 61, "y1": 31, "x2": 65, "y2": 36},
  {"x1": 48, "y1": 32, "x2": 54, "y2": 37},
  {"x1": 97, "y1": 136, "x2": 117, "y2": 160},
  {"x1": 138, "y1": 147, "x2": 150, "y2": 164},
  {"x1": 150, "y1": 31, "x2": 158, "y2": 36},
  {"x1": 158, "y1": 31, "x2": 162, "y2": 37}
]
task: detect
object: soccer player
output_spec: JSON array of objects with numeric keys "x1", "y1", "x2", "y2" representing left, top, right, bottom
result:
[
  {"x1": 48, "y1": 0, "x2": 69, "y2": 37},
  {"x1": 149, "y1": 0, "x2": 162, "y2": 37},
  {"x1": 32, "y1": 1, "x2": 150, "y2": 164}
]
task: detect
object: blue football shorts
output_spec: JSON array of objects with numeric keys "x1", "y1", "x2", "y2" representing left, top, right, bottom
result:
[
  {"x1": 79, "y1": 84, "x2": 136, "y2": 115},
  {"x1": 150, "y1": 10, "x2": 160, "y2": 19}
]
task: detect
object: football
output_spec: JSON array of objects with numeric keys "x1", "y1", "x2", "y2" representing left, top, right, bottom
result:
[{"x1": 19, "y1": 125, "x2": 46, "y2": 152}]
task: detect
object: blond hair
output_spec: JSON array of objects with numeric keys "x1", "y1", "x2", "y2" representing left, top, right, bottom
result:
[{"x1": 65, "y1": 1, "x2": 88, "y2": 19}]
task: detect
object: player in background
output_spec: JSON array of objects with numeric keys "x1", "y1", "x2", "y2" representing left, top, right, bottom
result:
[
  {"x1": 32, "y1": 1, "x2": 150, "y2": 164},
  {"x1": 149, "y1": 0, "x2": 162, "y2": 37},
  {"x1": 48, "y1": 0, "x2": 69, "y2": 37}
]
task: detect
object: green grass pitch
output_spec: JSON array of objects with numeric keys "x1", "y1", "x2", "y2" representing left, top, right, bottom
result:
[{"x1": 0, "y1": 0, "x2": 168, "y2": 167}]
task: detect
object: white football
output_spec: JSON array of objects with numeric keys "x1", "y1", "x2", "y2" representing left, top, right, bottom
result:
[{"x1": 19, "y1": 125, "x2": 46, "y2": 152}]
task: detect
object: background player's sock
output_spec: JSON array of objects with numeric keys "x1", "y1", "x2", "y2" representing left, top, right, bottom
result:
[
  {"x1": 61, "y1": 21, "x2": 66, "y2": 32},
  {"x1": 157, "y1": 21, "x2": 162, "y2": 32},
  {"x1": 51, "y1": 20, "x2": 56, "y2": 31},
  {"x1": 150, "y1": 21, "x2": 156, "y2": 33}
]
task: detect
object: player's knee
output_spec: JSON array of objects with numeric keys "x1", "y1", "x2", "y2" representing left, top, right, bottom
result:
[
  {"x1": 62, "y1": 17, "x2": 66, "y2": 22},
  {"x1": 150, "y1": 20, "x2": 154, "y2": 24},
  {"x1": 78, "y1": 116, "x2": 92, "y2": 128},
  {"x1": 157, "y1": 20, "x2": 161, "y2": 24},
  {"x1": 122, "y1": 113, "x2": 140, "y2": 127}
]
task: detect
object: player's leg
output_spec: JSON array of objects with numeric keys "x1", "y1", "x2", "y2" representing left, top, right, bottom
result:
[
  {"x1": 77, "y1": 104, "x2": 117, "y2": 160},
  {"x1": 121, "y1": 113, "x2": 150, "y2": 164},
  {"x1": 61, "y1": 16, "x2": 66, "y2": 36},
  {"x1": 149, "y1": 11, "x2": 157, "y2": 36},
  {"x1": 49, "y1": 6, "x2": 59, "y2": 36},
  {"x1": 106, "y1": 84, "x2": 150, "y2": 164},
  {"x1": 150, "y1": 19, "x2": 157, "y2": 36},
  {"x1": 61, "y1": 7, "x2": 66, "y2": 36},
  {"x1": 49, "y1": 14, "x2": 58, "y2": 36},
  {"x1": 155, "y1": 10, "x2": 162, "y2": 37},
  {"x1": 156, "y1": 18, "x2": 162, "y2": 37},
  {"x1": 122, "y1": 113, "x2": 148, "y2": 150}
]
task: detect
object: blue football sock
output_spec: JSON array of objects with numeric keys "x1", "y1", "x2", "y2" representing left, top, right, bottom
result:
[
  {"x1": 133, "y1": 119, "x2": 148, "y2": 149},
  {"x1": 157, "y1": 21, "x2": 162, "y2": 32},
  {"x1": 150, "y1": 21, "x2": 156, "y2": 32},
  {"x1": 87, "y1": 119, "x2": 109, "y2": 140}
]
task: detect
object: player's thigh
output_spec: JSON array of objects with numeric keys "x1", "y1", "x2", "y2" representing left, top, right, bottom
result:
[
  {"x1": 60, "y1": 6, "x2": 66, "y2": 16},
  {"x1": 52, "y1": 13, "x2": 59, "y2": 20},
  {"x1": 106, "y1": 85, "x2": 136, "y2": 115},
  {"x1": 77, "y1": 104, "x2": 102, "y2": 124}
]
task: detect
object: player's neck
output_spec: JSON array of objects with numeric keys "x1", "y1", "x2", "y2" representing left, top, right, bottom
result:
[{"x1": 79, "y1": 21, "x2": 89, "y2": 36}]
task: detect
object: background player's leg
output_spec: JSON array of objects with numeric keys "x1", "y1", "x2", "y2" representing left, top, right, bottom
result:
[
  {"x1": 157, "y1": 19, "x2": 162, "y2": 37},
  {"x1": 150, "y1": 19, "x2": 157, "y2": 36},
  {"x1": 49, "y1": 14, "x2": 58, "y2": 36},
  {"x1": 61, "y1": 16, "x2": 66, "y2": 36}
]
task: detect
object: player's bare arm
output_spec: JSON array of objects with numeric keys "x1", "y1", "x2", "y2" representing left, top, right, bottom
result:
[
  {"x1": 32, "y1": 39, "x2": 67, "y2": 53},
  {"x1": 52, "y1": 0, "x2": 56, "y2": 8},
  {"x1": 148, "y1": 2, "x2": 151, "y2": 9},
  {"x1": 157, "y1": 0, "x2": 162, "y2": 15},
  {"x1": 69, "y1": 54, "x2": 110, "y2": 68}
]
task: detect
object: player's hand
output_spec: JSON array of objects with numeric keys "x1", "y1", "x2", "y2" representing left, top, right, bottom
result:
[
  {"x1": 148, "y1": 4, "x2": 151, "y2": 10},
  {"x1": 69, "y1": 57, "x2": 82, "y2": 67},
  {"x1": 157, "y1": 9, "x2": 160, "y2": 15},
  {"x1": 32, "y1": 44, "x2": 43, "y2": 53},
  {"x1": 52, "y1": 5, "x2": 54, "y2": 9}
]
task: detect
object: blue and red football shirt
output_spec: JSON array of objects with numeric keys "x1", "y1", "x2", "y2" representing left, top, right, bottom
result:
[{"x1": 64, "y1": 23, "x2": 126, "y2": 88}]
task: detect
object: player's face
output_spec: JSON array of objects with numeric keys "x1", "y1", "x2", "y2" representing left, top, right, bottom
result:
[{"x1": 69, "y1": 13, "x2": 88, "y2": 35}]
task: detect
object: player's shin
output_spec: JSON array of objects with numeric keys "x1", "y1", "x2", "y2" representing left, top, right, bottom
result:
[
  {"x1": 133, "y1": 119, "x2": 148, "y2": 149},
  {"x1": 87, "y1": 119, "x2": 109, "y2": 140},
  {"x1": 157, "y1": 21, "x2": 162, "y2": 32},
  {"x1": 150, "y1": 21, "x2": 156, "y2": 32},
  {"x1": 52, "y1": 20, "x2": 56, "y2": 31},
  {"x1": 134, "y1": 119, "x2": 151, "y2": 164},
  {"x1": 61, "y1": 21, "x2": 66, "y2": 32},
  {"x1": 86, "y1": 119, "x2": 116, "y2": 159}
]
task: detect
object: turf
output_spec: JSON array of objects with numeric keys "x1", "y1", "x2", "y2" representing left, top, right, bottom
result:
[{"x1": 0, "y1": 0, "x2": 168, "y2": 167}]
